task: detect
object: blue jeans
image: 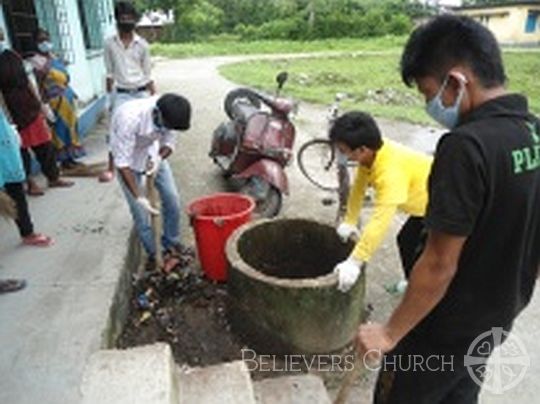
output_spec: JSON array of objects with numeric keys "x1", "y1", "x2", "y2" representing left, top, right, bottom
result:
[{"x1": 118, "y1": 160, "x2": 181, "y2": 256}]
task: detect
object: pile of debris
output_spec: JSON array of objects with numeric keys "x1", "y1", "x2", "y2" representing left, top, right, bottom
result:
[{"x1": 117, "y1": 258, "x2": 245, "y2": 367}]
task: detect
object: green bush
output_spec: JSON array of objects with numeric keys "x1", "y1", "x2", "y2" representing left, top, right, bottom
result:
[{"x1": 386, "y1": 14, "x2": 413, "y2": 36}]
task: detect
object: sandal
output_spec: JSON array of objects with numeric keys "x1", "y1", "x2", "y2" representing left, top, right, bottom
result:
[
  {"x1": 27, "y1": 183, "x2": 45, "y2": 196},
  {"x1": 22, "y1": 233, "x2": 55, "y2": 247},
  {"x1": 98, "y1": 171, "x2": 114, "y2": 183},
  {"x1": 0, "y1": 279, "x2": 27, "y2": 294},
  {"x1": 49, "y1": 179, "x2": 75, "y2": 188}
]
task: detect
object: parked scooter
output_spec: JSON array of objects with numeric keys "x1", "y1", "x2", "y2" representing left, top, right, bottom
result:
[{"x1": 210, "y1": 72, "x2": 296, "y2": 217}]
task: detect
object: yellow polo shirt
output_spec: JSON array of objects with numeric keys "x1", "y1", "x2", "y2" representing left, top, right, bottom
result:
[{"x1": 343, "y1": 139, "x2": 432, "y2": 261}]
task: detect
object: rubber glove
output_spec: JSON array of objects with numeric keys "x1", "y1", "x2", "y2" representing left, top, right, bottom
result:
[
  {"x1": 336, "y1": 222, "x2": 360, "y2": 242},
  {"x1": 146, "y1": 155, "x2": 162, "y2": 177},
  {"x1": 137, "y1": 196, "x2": 160, "y2": 216},
  {"x1": 334, "y1": 257, "x2": 363, "y2": 292}
]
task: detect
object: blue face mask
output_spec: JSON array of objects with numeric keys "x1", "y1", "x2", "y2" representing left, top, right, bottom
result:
[
  {"x1": 0, "y1": 42, "x2": 6, "y2": 53},
  {"x1": 38, "y1": 41, "x2": 53, "y2": 53},
  {"x1": 426, "y1": 75, "x2": 466, "y2": 129}
]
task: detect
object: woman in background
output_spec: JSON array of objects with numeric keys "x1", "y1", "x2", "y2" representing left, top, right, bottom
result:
[{"x1": 28, "y1": 28, "x2": 85, "y2": 170}]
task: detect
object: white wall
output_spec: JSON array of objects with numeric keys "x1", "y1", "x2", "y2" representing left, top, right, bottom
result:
[{"x1": 63, "y1": 0, "x2": 115, "y2": 104}]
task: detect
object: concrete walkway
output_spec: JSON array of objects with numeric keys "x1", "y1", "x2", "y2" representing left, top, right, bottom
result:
[{"x1": 0, "y1": 125, "x2": 133, "y2": 404}]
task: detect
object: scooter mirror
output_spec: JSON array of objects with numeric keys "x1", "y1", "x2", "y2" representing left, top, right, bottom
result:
[{"x1": 276, "y1": 71, "x2": 288, "y2": 89}]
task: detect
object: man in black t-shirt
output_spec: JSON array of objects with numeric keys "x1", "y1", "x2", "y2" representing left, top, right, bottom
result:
[{"x1": 354, "y1": 15, "x2": 540, "y2": 404}]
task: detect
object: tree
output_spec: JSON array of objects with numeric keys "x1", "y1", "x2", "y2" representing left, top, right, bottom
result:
[{"x1": 462, "y1": 0, "x2": 525, "y2": 5}]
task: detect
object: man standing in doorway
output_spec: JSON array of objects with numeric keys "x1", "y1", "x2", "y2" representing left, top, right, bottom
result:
[
  {"x1": 355, "y1": 15, "x2": 540, "y2": 403},
  {"x1": 99, "y1": 1, "x2": 155, "y2": 182}
]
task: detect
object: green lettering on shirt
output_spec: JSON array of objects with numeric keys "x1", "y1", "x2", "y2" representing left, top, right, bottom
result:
[
  {"x1": 526, "y1": 122, "x2": 540, "y2": 143},
  {"x1": 511, "y1": 123, "x2": 540, "y2": 174},
  {"x1": 513, "y1": 150, "x2": 525, "y2": 174}
]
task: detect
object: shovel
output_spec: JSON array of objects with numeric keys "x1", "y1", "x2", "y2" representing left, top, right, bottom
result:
[
  {"x1": 146, "y1": 171, "x2": 163, "y2": 271},
  {"x1": 333, "y1": 353, "x2": 366, "y2": 404}
]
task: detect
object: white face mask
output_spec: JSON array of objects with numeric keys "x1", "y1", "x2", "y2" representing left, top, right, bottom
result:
[
  {"x1": 425, "y1": 74, "x2": 467, "y2": 129},
  {"x1": 38, "y1": 41, "x2": 53, "y2": 53}
]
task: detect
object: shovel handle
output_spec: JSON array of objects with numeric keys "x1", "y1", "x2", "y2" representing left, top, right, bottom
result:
[
  {"x1": 146, "y1": 173, "x2": 163, "y2": 271},
  {"x1": 333, "y1": 354, "x2": 365, "y2": 404}
]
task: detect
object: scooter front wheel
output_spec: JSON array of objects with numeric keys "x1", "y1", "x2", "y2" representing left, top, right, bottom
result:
[{"x1": 240, "y1": 177, "x2": 282, "y2": 218}]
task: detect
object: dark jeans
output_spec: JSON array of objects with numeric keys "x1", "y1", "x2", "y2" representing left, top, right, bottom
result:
[
  {"x1": 396, "y1": 216, "x2": 427, "y2": 278},
  {"x1": 4, "y1": 182, "x2": 34, "y2": 237},
  {"x1": 373, "y1": 330, "x2": 491, "y2": 404},
  {"x1": 20, "y1": 142, "x2": 59, "y2": 182}
]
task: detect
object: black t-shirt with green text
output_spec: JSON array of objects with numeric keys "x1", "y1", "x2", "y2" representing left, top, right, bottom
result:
[{"x1": 420, "y1": 94, "x2": 540, "y2": 345}]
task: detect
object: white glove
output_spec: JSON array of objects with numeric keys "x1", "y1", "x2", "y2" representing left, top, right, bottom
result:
[
  {"x1": 334, "y1": 257, "x2": 363, "y2": 292},
  {"x1": 336, "y1": 222, "x2": 360, "y2": 242},
  {"x1": 137, "y1": 196, "x2": 160, "y2": 216},
  {"x1": 146, "y1": 155, "x2": 162, "y2": 177}
]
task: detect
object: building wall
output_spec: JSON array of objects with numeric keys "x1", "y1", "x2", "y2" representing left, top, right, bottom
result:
[
  {"x1": 459, "y1": 5, "x2": 540, "y2": 44},
  {"x1": 60, "y1": 0, "x2": 116, "y2": 104}
]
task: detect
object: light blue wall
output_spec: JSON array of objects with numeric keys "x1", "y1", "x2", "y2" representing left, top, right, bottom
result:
[
  {"x1": 0, "y1": 5, "x2": 11, "y2": 47},
  {"x1": 61, "y1": 0, "x2": 116, "y2": 104}
]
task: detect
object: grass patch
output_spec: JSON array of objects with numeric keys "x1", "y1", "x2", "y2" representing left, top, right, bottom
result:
[
  {"x1": 151, "y1": 36, "x2": 406, "y2": 58},
  {"x1": 219, "y1": 51, "x2": 540, "y2": 125}
]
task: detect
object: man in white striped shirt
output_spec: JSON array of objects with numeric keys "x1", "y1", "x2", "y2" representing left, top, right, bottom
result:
[
  {"x1": 110, "y1": 93, "x2": 191, "y2": 270},
  {"x1": 100, "y1": 1, "x2": 155, "y2": 183}
]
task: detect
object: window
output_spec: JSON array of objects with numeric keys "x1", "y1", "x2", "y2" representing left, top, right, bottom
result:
[
  {"x1": 34, "y1": 0, "x2": 75, "y2": 63},
  {"x1": 525, "y1": 10, "x2": 539, "y2": 33},
  {"x1": 77, "y1": 0, "x2": 109, "y2": 50},
  {"x1": 2, "y1": 0, "x2": 39, "y2": 53}
]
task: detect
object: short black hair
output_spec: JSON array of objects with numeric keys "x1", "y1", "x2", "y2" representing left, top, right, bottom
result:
[
  {"x1": 400, "y1": 14, "x2": 506, "y2": 88},
  {"x1": 329, "y1": 111, "x2": 382, "y2": 151},
  {"x1": 157, "y1": 93, "x2": 191, "y2": 131},
  {"x1": 114, "y1": 1, "x2": 139, "y2": 21}
]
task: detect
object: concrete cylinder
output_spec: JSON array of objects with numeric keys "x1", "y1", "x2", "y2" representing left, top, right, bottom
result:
[{"x1": 226, "y1": 218, "x2": 365, "y2": 354}]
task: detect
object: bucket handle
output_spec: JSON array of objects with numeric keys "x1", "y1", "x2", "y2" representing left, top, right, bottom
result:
[{"x1": 188, "y1": 213, "x2": 225, "y2": 228}]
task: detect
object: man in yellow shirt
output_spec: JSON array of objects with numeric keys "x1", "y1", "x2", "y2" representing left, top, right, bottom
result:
[{"x1": 329, "y1": 111, "x2": 432, "y2": 292}]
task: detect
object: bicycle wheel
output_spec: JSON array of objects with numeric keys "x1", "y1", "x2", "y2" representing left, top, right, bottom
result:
[{"x1": 297, "y1": 138, "x2": 340, "y2": 191}]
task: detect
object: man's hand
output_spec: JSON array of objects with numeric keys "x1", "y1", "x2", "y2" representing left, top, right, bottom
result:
[
  {"x1": 146, "y1": 155, "x2": 161, "y2": 177},
  {"x1": 356, "y1": 323, "x2": 397, "y2": 366},
  {"x1": 336, "y1": 222, "x2": 360, "y2": 242},
  {"x1": 137, "y1": 196, "x2": 160, "y2": 215},
  {"x1": 334, "y1": 257, "x2": 362, "y2": 292}
]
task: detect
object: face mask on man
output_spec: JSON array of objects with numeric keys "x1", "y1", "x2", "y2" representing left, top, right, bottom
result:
[
  {"x1": 0, "y1": 41, "x2": 6, "y2": 53},
  {"x1": 117, "y1": 22, "x2": 136, "y2": 33},
  {"x1": 38, "y1": 41, "x2": 53, "y2": 53},
  {"x1": 153, "y1": 106, "x2": 168, "y2": 133},
  {"x1": 426, "y1": 73, "x2": 467, "y2": 129}
]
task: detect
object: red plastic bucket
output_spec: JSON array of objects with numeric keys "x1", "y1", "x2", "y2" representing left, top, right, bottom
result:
[{"x1": 188, "y1": 193, "x2": 255, "y2": 281}]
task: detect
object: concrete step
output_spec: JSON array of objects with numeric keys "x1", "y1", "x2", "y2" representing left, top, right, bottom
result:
[
  {"x1": 80, "y1": 343, "x2": 179, "y2": 404},
  {"x1": 178, "y1": 360, "x2": 256, "y2": 404},
  {"x1": 253, "y1": 374, "x2": 332, "y2": 404}
]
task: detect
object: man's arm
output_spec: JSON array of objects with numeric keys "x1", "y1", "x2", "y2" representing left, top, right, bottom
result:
[
  {"x1": 117, "y1": 167, "x2": 140, "y2": 198},
  {"x1": 342, "y1": 167, "x2": 368, "y2": 226},
  {"x1": 104, "y1": 42, "x2": 114, "y2": 93},
  {"x1": 141, "y1": 44, "x2": 155, "y2": 95},
  {"x1": 357, "y1": 230, "x2": 466, "y2": 355},
  {"x1": 159, "y1": 146, "x2": 172, "y2": 160}
]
